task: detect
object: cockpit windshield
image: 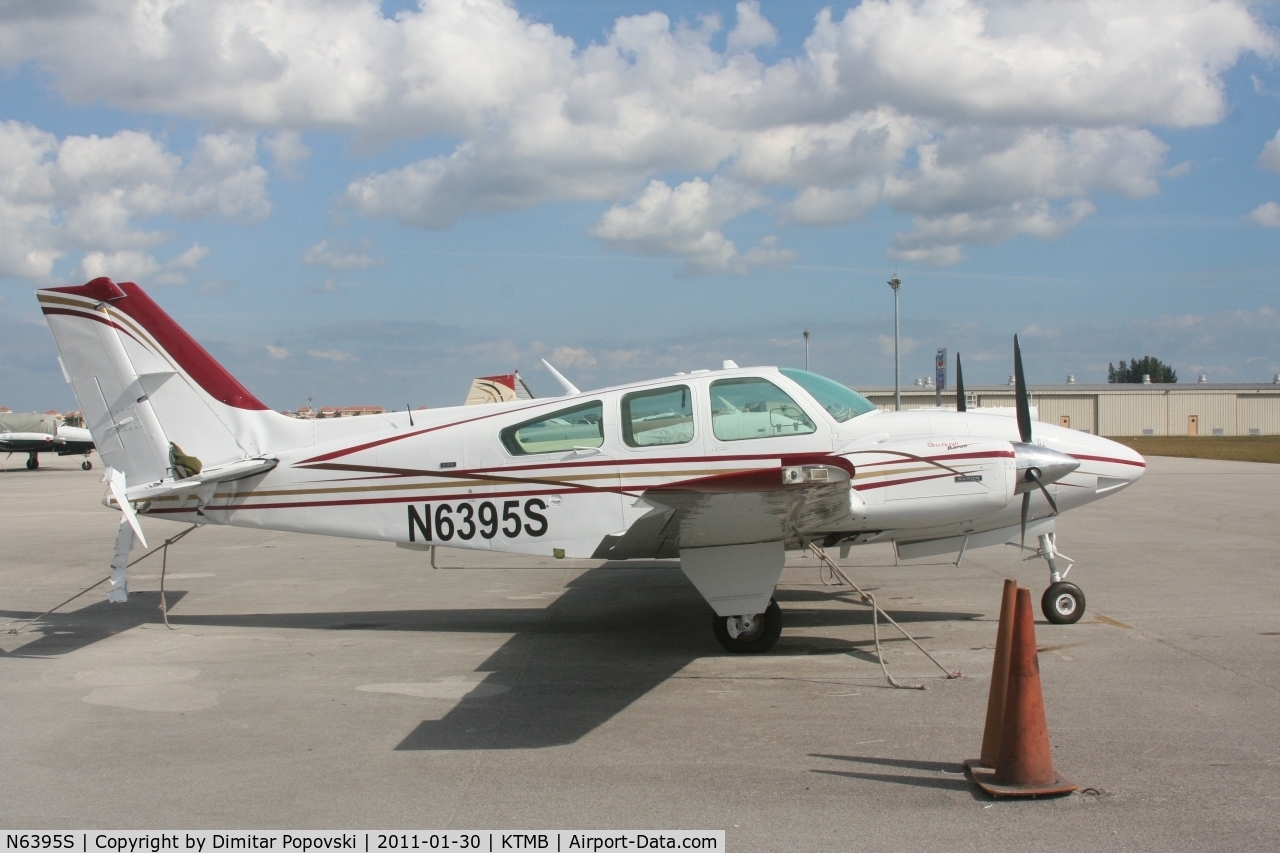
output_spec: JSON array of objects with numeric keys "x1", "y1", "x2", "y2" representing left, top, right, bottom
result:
[{"x1": 779, "y1": 369, "x2": 877, "y2": 423}]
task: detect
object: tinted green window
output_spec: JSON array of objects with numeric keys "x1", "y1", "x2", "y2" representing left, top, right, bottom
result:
[
  {"x1": 710, "y1": 377, "x2": 816, "y2": 441},
  {"x1": 501, "y1": 401, "x2": 604, "y2": 455},
  {"x1": 622, "y1": 385, "x2": 694, "y2": 447},
  {"x1": 779, "y1": 369, "x2": 877, "y2": 422}
]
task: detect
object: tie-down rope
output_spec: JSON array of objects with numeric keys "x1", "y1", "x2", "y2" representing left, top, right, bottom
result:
[
  {"x1": 799, "y1": 535, "x2": 962, "y2": 690},
  {"x1": 7, "y1": 524, "x2": 200, "y2": 635}
]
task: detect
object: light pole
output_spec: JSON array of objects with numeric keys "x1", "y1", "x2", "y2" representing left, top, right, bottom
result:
[
  {"x1": 888, "y1": 275, "x2": 902, "y2": 411},
  {"x1": 803, "y1": 328, "x2": 810, "y2": 371}
]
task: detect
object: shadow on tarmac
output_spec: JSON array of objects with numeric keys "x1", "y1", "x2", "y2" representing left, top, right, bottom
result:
[
  {"x1": 809, "y1": 755, "x2": 987, "y2": 799},
  {"x1": 1, "y1": 590, "x2": 188, "y2": 658},
  {"x1": 0, "y1": 566, "x2": 981, "y2": 750}
]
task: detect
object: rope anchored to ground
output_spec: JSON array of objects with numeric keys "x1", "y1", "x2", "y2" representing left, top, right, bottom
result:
[
  {"x1": 800, "y1": 535, "x2": 963, "y2": 690},
  {"x1": 6, "y1": 523, "x2": 200, "y2": 635}
]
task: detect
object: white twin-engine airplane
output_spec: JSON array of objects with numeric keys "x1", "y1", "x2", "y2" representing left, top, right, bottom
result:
[{"x1": 38, "y1": 278, "x2": 1145, "y2": 653}]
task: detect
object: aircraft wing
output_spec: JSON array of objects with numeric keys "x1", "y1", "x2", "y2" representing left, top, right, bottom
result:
[
  {"x1": 0, "y1": 413, "x2": 63, "y2": 452},
  {"x1": 0, "y1": 432, "x2": 64, "y2": 452},
  {"x1": 592, "y1": 460, "x2": 857, "y2": 559}
]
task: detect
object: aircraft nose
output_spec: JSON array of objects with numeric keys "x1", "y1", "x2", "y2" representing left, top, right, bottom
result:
[
  {"x1": 1011, "y1": 441, "x2": 1081, "y2": 490},
  {"x1": 1100, "y1": 436, "x2": 1146, "y2": 483}
]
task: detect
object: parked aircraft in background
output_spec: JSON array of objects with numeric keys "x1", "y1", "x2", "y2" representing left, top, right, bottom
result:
[
  {"x1": 37, "y1": 278, "x2": 1144, "y2": 651},
  {"x1": 0, "y1": 412, "x2": 95, "y2": 469},
  {"x1": 464, "y1": 372, "x2": 535, "y2": 405}
]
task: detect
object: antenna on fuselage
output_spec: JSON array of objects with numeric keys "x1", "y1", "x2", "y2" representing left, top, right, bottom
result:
[{"x1": 542, "y1": 358, "x2": 580, "y2": 396}]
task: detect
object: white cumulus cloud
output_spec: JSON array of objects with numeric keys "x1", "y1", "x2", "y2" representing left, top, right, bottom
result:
[
  {"x1": 1260, "y1": 130, "x2": 1280, "y2": 173},
  {"x1": 301, "y1": 239, "x2": 385, "y2": 270},
  {"x1": 266, "y1": 131, "x2": 310, "y2": 177},
  {"x1": 1249, "y1": 202, "x2": 1280, "y2": 228},
  {"x1": 811, "y1": 0, "x2": 1273, "y2": 128},
  {"x1": 727, "y1": 1, "x2": 778, "y2": 53},
  {"x1": 592, "y1": 178, "x2": 794, "y2": 275},
  {"x1": 77, "y1": 243, "x2": 211, "y2": 285},
  {"x1": 0, "y1": 121, "x2": 267, "y2": 281},
  {"x1": 308, "y1": 349, "x2": 357, "y2": 362},
  {"x1": 0, "y1": 0, "x2": 1274, "y2": 267}
]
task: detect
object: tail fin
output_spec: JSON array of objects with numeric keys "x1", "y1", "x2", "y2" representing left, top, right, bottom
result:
[
  {"x1": 37, "y1": 278, "x2": 292, "y2": 487},
  {"x1": 464, "y1": 372, "x2": 535, "y2": 405}
]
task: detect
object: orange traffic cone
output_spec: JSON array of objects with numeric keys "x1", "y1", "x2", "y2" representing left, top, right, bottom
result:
[
  {"x1": 977, "y1": 578, "x2": 1018, "y2": 768},
  {"x1": 965, "y1": 586, "x2": 1077, "y2": 798}
]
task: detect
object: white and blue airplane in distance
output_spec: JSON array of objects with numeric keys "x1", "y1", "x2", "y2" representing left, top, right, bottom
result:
[{"x1": 37, "y1": 277, "x2": 1144, "y2": 653}]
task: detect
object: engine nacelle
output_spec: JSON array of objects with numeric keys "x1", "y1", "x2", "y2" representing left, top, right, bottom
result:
[{"x1": 841, "y1": 436, "x2": 1015, "y2": 530}]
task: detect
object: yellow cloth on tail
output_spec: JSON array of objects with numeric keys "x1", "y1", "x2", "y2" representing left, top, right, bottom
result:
[{"x1": 170, "y1": 443, "x2": 203, "y2": 479}]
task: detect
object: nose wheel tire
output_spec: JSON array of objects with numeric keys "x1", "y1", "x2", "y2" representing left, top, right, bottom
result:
[
  {"x1": 712, "y1": 599, "x2": 783, "y2": 654},
  {"x1": 26, "y1": 454, "x2": 39, "y2": 470},
  {"x1": 81, "y1": 460, "x2": 93, "y2": 470},
  {"x1": 1042, "y1": 582, "x2": 1085, "y2": 624}
]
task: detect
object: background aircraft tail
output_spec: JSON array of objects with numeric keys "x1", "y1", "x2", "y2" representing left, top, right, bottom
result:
[
  {"x1": 464, "y1": 372, "x2": 535, "y2": 405},
  {"x1": 37, "y1": 277, "x2": 304, "y2": 487}
]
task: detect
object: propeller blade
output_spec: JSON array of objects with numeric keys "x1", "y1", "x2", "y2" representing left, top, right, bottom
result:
[
  {"x1": 1020, "y1": 490, "x2": 1030, "y2": 549},
  {"x1": 955, "y1": 351, "x2": 966, "y2": 412},
  {"x1": 1014, "y1": 334, "x2": 1032, "y2": 443},
  {"x1": 1027, "y1": 467, "x2": 1059, "y2": 515},
  {"x1": 1020, "y1": 467, "x2": 1057, "y2": 550}
]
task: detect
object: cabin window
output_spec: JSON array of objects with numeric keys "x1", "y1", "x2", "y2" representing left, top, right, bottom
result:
[
  {"x1": 710, "y1": 377, "x2": 816, "y2": 441},
  {"x1": 500, "y1": 401, "x2": 604, "y2": 455},
  {"x1": 779, "y1": 368, "x2": 877, "y2": 422},
  {"x1": 622, "y1": 385, "x2": 694, "y2": 447}
]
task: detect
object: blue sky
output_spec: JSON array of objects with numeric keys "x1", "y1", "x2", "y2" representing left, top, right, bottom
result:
[{"x1": 1, "y1": 0, "x2": 1279, "y2": 412}]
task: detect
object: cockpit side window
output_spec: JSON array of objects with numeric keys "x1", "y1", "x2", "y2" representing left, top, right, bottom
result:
[
  {"x1": 622, "y1": 385, "x2": 694, "y2": 447},
  {"x1": 710, "y1": 377, "x2": 816, "y2": 441},
  {"x1": 500, "y1": 401, "x2": 604, "y2": 455},
  {"x1": 779, "y1": 369, "x2": 877, "y2": 422}
]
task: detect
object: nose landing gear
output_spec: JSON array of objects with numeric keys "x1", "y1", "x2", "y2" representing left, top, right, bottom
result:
[
  {"x1": 1042, "y1": 581, "x2": 1085, "y2": 624},
  {"x1": 1036, "y1": 532, "x2": 1084, "y2": 624}
]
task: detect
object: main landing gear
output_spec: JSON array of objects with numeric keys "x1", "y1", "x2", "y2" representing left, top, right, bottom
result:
[
  {"x1": 1035, "y1": 532, "x2": 1085, "y2": 624},
  {"x1": 26, "y1": 453, "x2": 39, "y2": 470},
  {"x1": 712, "y1": 599, "x2": 783, "y2": 654},
  {"x1": 81, "y1": 459, "x2": 93, "y2": 470}
]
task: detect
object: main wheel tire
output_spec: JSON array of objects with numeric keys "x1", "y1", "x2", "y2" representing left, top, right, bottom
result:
[
  {"x1": 26, "y1": 455, "x2": 38, "y2": 470},
  {"x1": 82, "y1": 460, "x2": 93, "y2": 470},
  {"x1": 712, "y1": 599, "x2": 783, "y2": 654},
  {"x1": 1042, "y1": 582, "x2": 1085, "y2": 624}
]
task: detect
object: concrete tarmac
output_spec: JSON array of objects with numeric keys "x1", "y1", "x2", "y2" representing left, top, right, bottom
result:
[{"x1": 2, "y1": 455, "x2": 1277, "y2": 851}]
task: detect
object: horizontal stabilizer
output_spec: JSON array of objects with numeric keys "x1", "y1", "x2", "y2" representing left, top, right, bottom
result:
[{"x1": 124, "y1": 457, "x2": 278, "y2": 502}]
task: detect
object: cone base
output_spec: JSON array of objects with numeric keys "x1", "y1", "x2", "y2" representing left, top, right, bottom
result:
[{"x1": 964, "y1": 758, "x2": 1077, "y2": 799}]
